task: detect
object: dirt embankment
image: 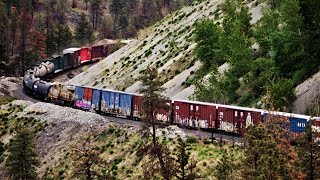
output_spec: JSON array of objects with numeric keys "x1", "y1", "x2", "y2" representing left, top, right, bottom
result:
[{"x1": 0, "y1": 77, "x2": 21, "y2": 98}]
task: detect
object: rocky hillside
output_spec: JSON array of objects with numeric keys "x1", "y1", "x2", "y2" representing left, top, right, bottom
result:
[
  {"x1": 68, "y1": 0, "x2": 264, "y2": 99},
  {"x1": 0, "y1": 100, "x2": 240, "y2": 179}
]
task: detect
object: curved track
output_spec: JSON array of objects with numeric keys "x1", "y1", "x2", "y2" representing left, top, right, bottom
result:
[{"x1": 18, "y1": 85, "x2": 241, "y2": 143}]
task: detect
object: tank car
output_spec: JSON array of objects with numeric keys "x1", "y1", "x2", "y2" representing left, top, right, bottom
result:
[
  {"x1": 33, "y1": 61, "x2": 55, "y2": 78},
  {"x1": 33, "y1": 80, "x2": 52, "y2": 100},
  {"x1": 23, "y1": 70, "x2": 40, "y2": 95}
]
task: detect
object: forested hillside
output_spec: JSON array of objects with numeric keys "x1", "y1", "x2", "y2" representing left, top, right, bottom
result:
[
  {"x1": 70, "y1": 0, "x2": 320, "y2": 113},
  {"x1": 193, "y1": 0, "x2": 320, "y2": 112},
  {"x1": 0, "y1": 0, "x2": 194, "y2": 76}
]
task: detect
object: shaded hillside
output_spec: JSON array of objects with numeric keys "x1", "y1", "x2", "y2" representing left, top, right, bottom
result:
[
  {"x1": 68, "y1": 0, "x2": 263, "y2": 100},
  {"x1": 0, "y1": 0, "x2": 194, "y2": 76}
]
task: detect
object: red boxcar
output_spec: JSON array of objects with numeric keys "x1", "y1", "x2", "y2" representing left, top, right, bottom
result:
[
  {"x1": 132, "y1": 95, "x2": 143, "y2": 119},
  {"x1": 217, "y1": 105, "x2": 263, "y2": 135},
  {"x1": 80, "y1": 47, "x2": 92, "y2": 63},
  {"x1": 92, "y1": 45, "x2": 109, "y2": 61},
  {"x1": 173, "y1": 100, "x2": 216, "y2": 129},
  {"x1": 155, "y1": 100, "x2": 172, "y2": 124},
  {"x1": 132, "y1": 95, "x2": 172, "y2": 123},
  {"x1": 312, "y1": 118, "x2": 320, "y2": 142},
  {"x1": 83, "y1": 87, "x2": 93, "y2": 110}
]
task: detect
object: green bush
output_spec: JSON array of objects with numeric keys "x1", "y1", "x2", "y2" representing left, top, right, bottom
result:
[{"x1": 186, "y1": 136, "x2": 197, "y2": 144}]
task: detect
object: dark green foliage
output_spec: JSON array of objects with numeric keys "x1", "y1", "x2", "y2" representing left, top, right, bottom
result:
[
  {"x1": 175, "y1": 139, "x2": 199, "y2": 180},
  {"x1": 295, "y1": 121, "x2": 320, "y2": 180},
  {"x1": 138, "y1": 66, "x2": 168, "y2": 146},
  {"x1": 214, "y1": 149, "x2": 237, "y2": 180},
  {"x1": 194, "y1": 20, "x2": 224, "y2": 69},
  {"x1": 193, "y1": 0, "x2": 320, "y2": 110},
  {"x1": 5, "y1": 127, "x2": 40, "y2": 180},
  {"x1": 75, "y1": 13, "x2": 93, "y2": 45},
  {"x1": 0, "y1": 2, "x2": 9, "y2": 76},
  {"x1": 266, "y1": 78, "x2": 295, "y2": 111},
  {"x1": 243, "y1": 122, "x2": 301, "y2": 179},
  {"x1": 185, "y1": 136, "x2": 197, "y2": 144}
]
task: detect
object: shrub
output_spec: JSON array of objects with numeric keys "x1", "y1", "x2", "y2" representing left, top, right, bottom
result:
[
  {"x1": 114, "y1": 157, "x2": 123, "y2": 165},
  {"x1": 186, "y1": 136, "x2": 197, "y2": 144},
  {"x1": 203, "y1": 139, "x2": 211, "y2": 144},
  {"x1": 145, "y1": 49, "x2": 152, "y2": 57},
  {"x1": 111, "y1": 164, "x2": 118, "y2": 171},
  {"x1": 108, "y1": 126, "x2": 116, "y2": 133}
]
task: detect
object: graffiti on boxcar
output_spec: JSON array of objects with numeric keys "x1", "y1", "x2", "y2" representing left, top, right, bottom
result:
[
  {"x1": 75, "y1": 100, "x2": 83, "y2": 108},
  {"x1": 156, "y1": 113, "x2": 170, "y2": 122},
  {"x1": 312, "y1": 125, "x2": 320, "y2": 133},
  {"x1": 219, "y1": 112, "x2": 234, "y2": 132},
  {"x1": 220, "y1": 121, "x2": 235, "y2": 132},
  {"x1": 246, "y1": 113, "x2": 253, "y2": 127},
  {"x1": 119, "y1": 108, "x2": 130, "y2": 116},
  {"x1": 83, "y1": 100, "x2": 91, "y2": 109}
]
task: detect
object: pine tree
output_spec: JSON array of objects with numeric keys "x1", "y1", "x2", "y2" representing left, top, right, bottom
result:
[
  {"x1": 176, "y1": 140, "x2": 190, "y2": 180},
  {"x1": 70, "y1": 134, "x2": 112, "y2": 179},
  {"x1": 147, "y1": 143, "x2": 177, "y2": 180},
  {"x1": 138, "y1": 66, "x2": 168, "y2": 146},
  {"x1": 0, "y1": 2, "x2": 9, "y2": 76},
  {"x1": 175, "y1": 139, "x2": 199, "y2": 180},
  {"x1": 75, "y1": 13, "x2": 93, "y2": 45},
  {"x1": 214, "y1": 149, "x2": 237, "y2": 180},
  {"x1": 89, "y1": 0, "x2": 102, "y2": 31},
  {"x1": 243, "y1": 121, "x2": 302, "y2": 179},
  {"x1": 5, "y1": 127, "x2": 40, "y2": 180}
]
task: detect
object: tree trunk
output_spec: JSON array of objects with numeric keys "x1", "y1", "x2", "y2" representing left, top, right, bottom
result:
[{"x1": 152, "y1": 111, "x2": 156, "y2": 147}]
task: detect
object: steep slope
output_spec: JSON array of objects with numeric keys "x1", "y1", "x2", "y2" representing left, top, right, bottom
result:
[{"x1": 68, "y1": 0, "x2": 264, "y2": 99}]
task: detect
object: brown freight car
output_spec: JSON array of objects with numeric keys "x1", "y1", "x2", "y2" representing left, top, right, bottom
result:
[
  {"x1": 173, "y1": 100, "x2": 216, "y2": 129},
  {"x1": 217, "y1": 105, "x2": 263, "y2": 135},
  {"x1": 91, "y1": 45, "x2": 109, "y2": 61}
]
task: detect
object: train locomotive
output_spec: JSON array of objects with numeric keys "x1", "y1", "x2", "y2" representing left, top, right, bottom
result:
[{"x1": 22, "y1": 44, "x2": 320, "y2": 139}]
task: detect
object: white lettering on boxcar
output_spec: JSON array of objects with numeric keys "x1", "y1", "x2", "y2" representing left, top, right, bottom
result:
[{"x1": 297, "y1": 123, "x2": 306, "y2": 128}]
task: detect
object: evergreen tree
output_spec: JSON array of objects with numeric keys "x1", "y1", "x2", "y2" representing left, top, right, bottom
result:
[
  {"x1": 75, "y1": 13, "x2": 93, "y2": 45},
  {"x1": 110, "y1": 0, "x2": 125, "y2": 21},
  {"x1": 243, "y1": 122, "x2": 302, "y2": 179},
  {"x1": 146, "y1": 143, "x2": 177, "y2": 180},
  {"x1": 89, "y1": 0, "x2": 102, "y2": 31},
  {"x1": 138, "y1": 66, "x2": 168, "y2": 146},
  {"x1": 214, "y1": 149, "x2": 237, "y2": 180},
  {"x1": 296, "y1": 121, "x2": 320, "y2": 180},
  {"x1": 70, "y1": 134, "x2": 112, "y2": 179},
  {"x1": 5, "y1": 127, "x2": 40, "y2": 180},
  {"x1": 175, "y1": 139, "x2": 199, "y2": 180},
  {"x1": 176, "y1": 139, "x2": 190, "y2": 180},
  {"x1": 0, "y1": 2, "x2": 9, "y2": 76}
]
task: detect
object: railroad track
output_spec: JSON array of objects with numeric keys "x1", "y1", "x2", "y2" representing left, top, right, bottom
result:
[{"x1": 17, "y1": 84, "x2": 242, "y2": 143}]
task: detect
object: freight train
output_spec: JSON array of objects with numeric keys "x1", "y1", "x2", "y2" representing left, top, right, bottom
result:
[{"x1": 22, "y1": 44, "x2": 320, "y2": 140}]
